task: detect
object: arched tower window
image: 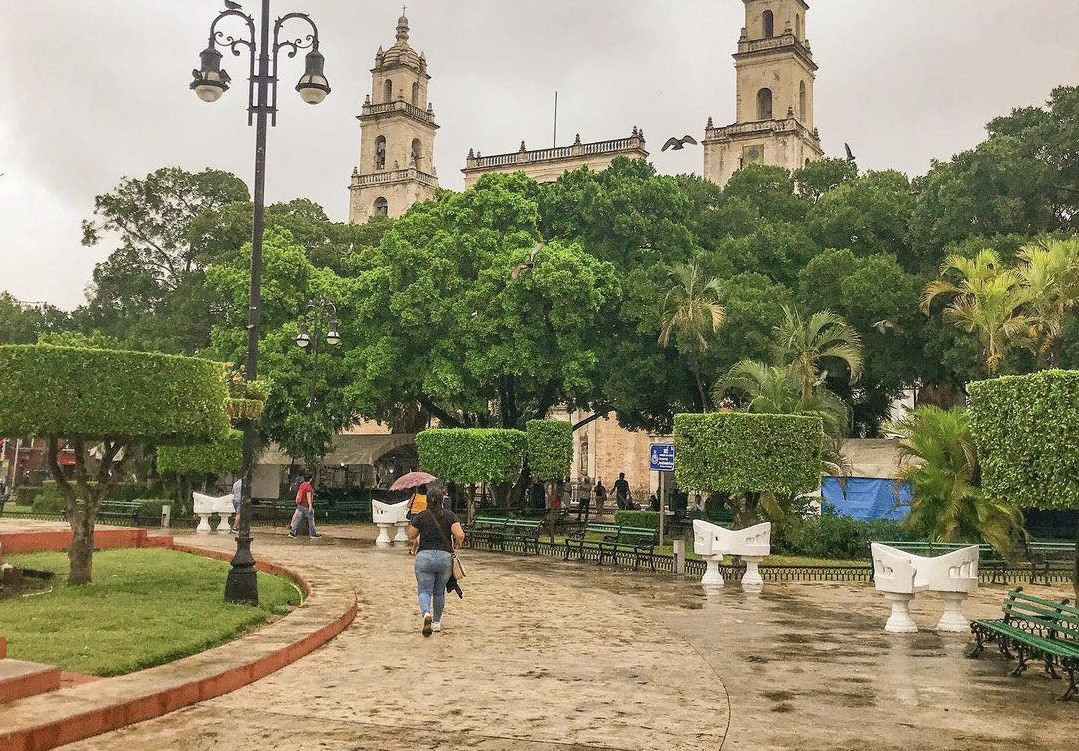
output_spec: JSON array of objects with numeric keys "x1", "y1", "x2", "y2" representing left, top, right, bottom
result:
[
  {"x1": 383, "y1": 79, "x2": 393, "y2": 103},
  {"x1": 411, "y1": 82, "x2": 420, "y2": 106},
  {"x1": 579, "y1": 436, "x2": 589, "y2": 476},
  {"x1": 762, "y1": 10, "x2": 774, "y2": 38},
  {"x1": 795, "y1": 14, "x2": 802, "y2": 40},
  {"x1": 411, "y1": 138, "x2": 422, "y2": 168},
  {"x1": 799, "y1": 81, "x2": 807, "y2": 121},
  {"x1": 374, "y1": 197, "x2": 388, "y2": 217},
  {"x1": 805, "y1": 158, "x2": 811, "y2": 168},
  {"x1": 375, "y1": 136, "x2": 386, "y2": 170},
  {"x1": 756, "y1": 88, "x2": 773, "y2": 120}
]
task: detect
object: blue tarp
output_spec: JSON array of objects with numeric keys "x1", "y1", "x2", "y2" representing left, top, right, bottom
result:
[{"x1": 821, "y1": 477, "x2": 911, "y2": 521}]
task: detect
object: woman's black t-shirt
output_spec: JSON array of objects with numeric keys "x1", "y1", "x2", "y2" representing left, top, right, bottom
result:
[{"x1": 411, "y1": 509, "x2": 459, "y2": 552}]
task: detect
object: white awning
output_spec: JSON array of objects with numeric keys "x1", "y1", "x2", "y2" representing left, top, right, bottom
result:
[{"x1": 257, "y1": 434, "x2": 415, "y2": 468}]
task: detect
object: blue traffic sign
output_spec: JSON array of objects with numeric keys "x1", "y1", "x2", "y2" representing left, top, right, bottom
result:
[{"x1": 649, "y1": 443, "x2": 676, "y2": 471}]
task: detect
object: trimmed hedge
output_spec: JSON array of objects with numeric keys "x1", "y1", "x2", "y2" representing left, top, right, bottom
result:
[
  {"x1": 0, "y1": 345, "x2": 230, "y2": 442},
  {"x1": 613, "y1": 510, "x2": 661, "y2": 531},
  {"x1": 526, "y1": 419, "x2": 573, "y2": 481},
  {"x1": 673, "y1": 412, "x2": 822, "y2": 495},
  {"x1": 157, "y1": 430, "x2": 243, "y2": 476},
  {"x1": 416, "y1": 428, "x2": 526, "y2": 484},
  {"x1": 30, "y1": 481, "x2": 163, "y2": 513},
  {"x1": 969, "y1": 370, "x2": 1079, "y2": 511}
]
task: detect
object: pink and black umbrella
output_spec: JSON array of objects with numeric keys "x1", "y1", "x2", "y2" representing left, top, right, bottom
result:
[{"x1": 389, "y1": 470, "x2": 437, "y2": 492}]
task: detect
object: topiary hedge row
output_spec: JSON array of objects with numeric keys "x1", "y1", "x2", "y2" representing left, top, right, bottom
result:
[
  {"x1": 613, "y1": 510, "x2": 661, "y2": 531},
  {"x1": 0, "y1": 345, "x2": 231, "y2": 442},
  {"x1": 673, "y1": 412, "x2": 822, "y2": 495},
  {"x1": 526, "y1": 419, "x2": 573, "y2": 482},
  {"x1": 156, "y1": 430, "x2": 244, "y2": 476},
  {"x1": 416, "y1": 428, "x2": 526, "y2": 484},
  {"x1": 968, "y1": 370, "x2": 1079, "y2": 512}
]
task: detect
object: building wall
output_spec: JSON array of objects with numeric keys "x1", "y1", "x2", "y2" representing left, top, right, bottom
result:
[
  {"x1": 463, "y1": 150, "x2": 648, "y2": 189},
  {"x1": 349, "y1": 171, "x2": 438, "y2": 222}
]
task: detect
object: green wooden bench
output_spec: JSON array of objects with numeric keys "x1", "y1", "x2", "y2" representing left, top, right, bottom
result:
[
  {"x1": 564, "y1": 523, "x2": 659, "y2": 570},
  {"x1": 969, "y1": 587, "x2": 1079, "y2": 700},
  {"x1": 321, "y1": 498, "x2": 372, "y2": 522},
  {"x1": 99, "y1": 500, "x2": 143, "y2": 525},
  {"x1": 467, "y1": 516, "x2": 540, "y2": 553}
]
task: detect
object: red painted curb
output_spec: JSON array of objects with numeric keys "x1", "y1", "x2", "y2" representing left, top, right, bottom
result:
[{"x1": 0, "y1": 532, "x2": 356, "y2": 751}]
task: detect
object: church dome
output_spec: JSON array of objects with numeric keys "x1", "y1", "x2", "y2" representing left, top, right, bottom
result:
[{"x1": 378, "y1": 13, "x2": 425, "y2": 72}]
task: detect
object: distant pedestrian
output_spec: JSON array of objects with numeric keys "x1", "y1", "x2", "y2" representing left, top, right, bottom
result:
[
  {"x1": 594, "y1": 480, "x2": 607, "y2": 513},
  {"x1": 289, "y1": 471, "x2": 321, "y2": 539},
  {"x1": 613, "y1": 472, "x2": 630, "y2": 510},
  {"x1": 649, "y1": 493, "x2": 660, "y2": 512},
  {"x1": 231, "y1": 476, "x2": 243, "y2": 532},
  {"x1": 407, "y1": 487, "x2": 465, "y2": 636}
]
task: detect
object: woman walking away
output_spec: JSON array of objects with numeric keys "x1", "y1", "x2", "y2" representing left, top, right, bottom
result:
[{"x1": 407, "y1": 486, "x2": 465, "y2": 636}]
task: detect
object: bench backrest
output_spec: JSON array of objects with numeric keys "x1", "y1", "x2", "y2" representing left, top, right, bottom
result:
[
  {"x1": 693, "y1": 520, "x2": 771, "y2": 557},
  {"x1": 1002, "y1": 589, "x2": 1079, "y2": 641},
  {"x1": 617, "y1": 526, "x2": 658, "y2": 545},
  {"x1": 192, "y1": 492, "x2": 234, "y2": 514},
  {"x1": 471, "y1": 516, "x2": 510, "y2": 529},
  {"x1": 372, "y1": 499, "x2": 409, "y2": 524}
]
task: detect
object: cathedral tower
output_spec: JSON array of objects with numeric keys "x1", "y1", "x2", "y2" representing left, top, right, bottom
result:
[
  {"x1": 703, "y1": 0, "x2": 823, "y2": 187},
  {"x1": 348, "y1": 12, "x2": 439, "y2": 223}
]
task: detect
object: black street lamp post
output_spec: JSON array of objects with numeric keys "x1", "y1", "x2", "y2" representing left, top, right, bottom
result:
[
  {"x1": 295, "y1": 298, "x2": 342, "y2": 420},
  {"x1": 191, "y1": 0, "x2": 330, "y2": 605}
]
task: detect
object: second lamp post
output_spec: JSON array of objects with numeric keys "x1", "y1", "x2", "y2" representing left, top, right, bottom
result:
[{"x1": 295, "y1": 298, "x2": 341, "y2": 417}]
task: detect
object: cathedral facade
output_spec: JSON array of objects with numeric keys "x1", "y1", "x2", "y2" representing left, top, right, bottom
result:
[
  {"x1": 347, "y1": 13, "x2": 439, "y2": 223},
  {"x1": 703, "y1": 0, "x2": 823, "y2": 186}
]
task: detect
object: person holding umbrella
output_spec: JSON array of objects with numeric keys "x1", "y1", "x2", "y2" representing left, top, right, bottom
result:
[{"x1": 391, "y1": 470, "x2": 438, "y2": 554}]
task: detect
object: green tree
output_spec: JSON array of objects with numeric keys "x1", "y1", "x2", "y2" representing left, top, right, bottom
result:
[
  {"x1": 0, "y1": 294, "x2": 67, "y2": 344},
  {"x1": 345, "y1": 173, "x2": 620, "y2": 430},
  {"x1": 886, "y1": 406, "x2": 1023, "y2": 555},
  {"x1": 773, "y1": 306, "x2": 863, "y2": 401},
  {"x1": 658, "y1": 262, "x2": 725, "y2": 410},
  {"x1": 0, "y1": 345, "x2": 230, "y2": 583},
  {"x1": 1014, "y1": 237, "x2": 1079, "y2": 367},
  {"x1": 921, "y1": 249, "x2": 1035, "y2": 374}
]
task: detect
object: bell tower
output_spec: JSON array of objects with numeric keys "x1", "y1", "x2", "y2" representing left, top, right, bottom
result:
[
  {"x1": 348, "y1": 11, "x2": 439, "y2": 223},
  {"x1": 703, "y1": 0, "x2": 823, "y2": 187}
]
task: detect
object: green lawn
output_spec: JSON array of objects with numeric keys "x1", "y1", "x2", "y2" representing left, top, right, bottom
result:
[{"x1": 1, "y1": 548, "x2": 302, "y2": 676}]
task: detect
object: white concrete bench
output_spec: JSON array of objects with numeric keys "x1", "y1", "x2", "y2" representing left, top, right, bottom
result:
[
  {"x1": 371, "y1": 500, "x2": 411, "y2": 546},
  {"x1": 192, "y1": 492, "x2": 236, "y2": 533},
  {"x1": 692, "y1": 520, "x2": 771, "y2": 591},
  {"x1": 870, "y1": 542, "x2": 980, "y2": 633}
]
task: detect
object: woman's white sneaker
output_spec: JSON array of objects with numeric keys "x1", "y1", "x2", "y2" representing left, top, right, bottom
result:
[{"x1": 432, "y1": 622, "x2": 442, "y2": 633}]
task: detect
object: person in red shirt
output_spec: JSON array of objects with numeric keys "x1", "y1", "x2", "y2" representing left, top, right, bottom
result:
[{"x1": 289, "y1": 471, "x2": 321, "y2": 539}]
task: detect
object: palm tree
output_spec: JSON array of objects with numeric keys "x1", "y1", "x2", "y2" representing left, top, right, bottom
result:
[
  {"x1": 921, "y1": 249, "x2": 1035, "y2": 374},
  {"x1": 885, "y1": 406, "x2": 1024, "y2": 555},
  {"x1": 773, "y1": 306, "x2": 863, "y2": 401},
  {"x1": 717, "y1": 359, "x2": 852, "y2": 479},
  {"x1": 1015, "y1": 237, "x2": 1079, "y2": 368},
  {"x1": 658, "y1": 262, "x2": 725, "y2": 410}
]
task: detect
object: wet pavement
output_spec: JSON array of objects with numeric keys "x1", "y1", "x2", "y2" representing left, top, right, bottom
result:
[{"x1": 8, "y1": 523, "x2": 1076, "y2": 751}]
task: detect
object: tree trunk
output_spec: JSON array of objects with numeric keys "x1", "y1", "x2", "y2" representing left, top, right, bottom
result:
[
  {"x1": 732, "y1": 492, "x2": 760, "y2": 530},
  {"x1": 68, "y1": 502, "x2": 98, "y2": 585}
]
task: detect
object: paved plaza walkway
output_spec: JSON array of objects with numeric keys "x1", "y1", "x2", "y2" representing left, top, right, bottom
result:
[{"x1": 3, "y1": 523, "x2": 1076, "y2": 750}]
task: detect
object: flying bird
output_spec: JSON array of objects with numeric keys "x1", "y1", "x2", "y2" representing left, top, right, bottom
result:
[
  {"x1": 873, "y1": 319, "x2": 898, "y2": 334},
  {"x1": 510, "y1": 242, "x2": 546, "y2": 280},
  {"x1": 224, "y1": 0, "x2": 243, "y2": 10},
  {"x1": 662, "y1": 135, "x2": 699, "y2": 152},
  {"x1": 844, "y1": 142, "x2": 856, "y2": 162},
  {"x1": 813, "y1": 369, "x2": 830, "y2": 386}
]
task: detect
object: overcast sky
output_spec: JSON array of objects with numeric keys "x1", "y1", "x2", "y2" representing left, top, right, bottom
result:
[{"x1": 2, "y1": 0, "x2": 1078, "y2": 309}]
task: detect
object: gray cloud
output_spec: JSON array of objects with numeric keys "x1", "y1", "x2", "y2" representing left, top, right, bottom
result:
[{"x1": 1, "y1": 0, "x2": 1077, "y2": 308}]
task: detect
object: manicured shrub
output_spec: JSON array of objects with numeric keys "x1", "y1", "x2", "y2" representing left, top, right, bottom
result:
[
  {"x1": 968, "y1": 371, "x2": 1079, "y2": 512},
  {"x1": 673, "y1": 412, "x2": 822, "y2": 495},
  {"x1": 526, "y1": 419, "x2": 573, "y2": 481},
  {"x1": 416, "y1": 428, "x2": 526, "y2": 484},
  {"x1": 0, "y1": 344, "x2": 231, "y2": 584},
  {"x1": 613, "y1": 510, "x2": 661, "y2": 530},
  {"x1": 0, "y1": 345, "x2": 230, "y2": 442},
  {"x1": 773, "y1": 503, "x2": 913, "y2": 560},
  {"x1": 157, "y1": 430, "x2": 243, "y2": 476}
]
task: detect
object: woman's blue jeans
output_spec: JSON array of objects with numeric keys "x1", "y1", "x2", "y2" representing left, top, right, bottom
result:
[{"x1": 415, "y1": 549, "x2": 453, "y2": 621}]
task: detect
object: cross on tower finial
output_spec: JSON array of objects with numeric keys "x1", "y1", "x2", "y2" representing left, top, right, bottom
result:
[{"x1": 402, "y1": 4, "x2": 407, "y2": 15}]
